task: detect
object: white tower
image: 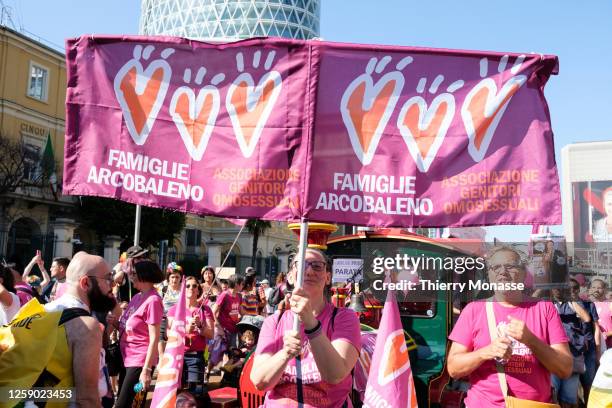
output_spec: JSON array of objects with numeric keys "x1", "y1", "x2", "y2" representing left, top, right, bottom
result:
[{"x1": 140, "y1": 0, "x2": 320, "y2": 40}]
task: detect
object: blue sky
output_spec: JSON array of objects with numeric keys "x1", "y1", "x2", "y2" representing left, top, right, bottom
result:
[{"x1": 6, "y1": 0, "x2": 612, "y2": 241}]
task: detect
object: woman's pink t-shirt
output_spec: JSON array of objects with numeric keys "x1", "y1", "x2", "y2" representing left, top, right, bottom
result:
[
  {"x1": 168, "y1": 303, "x2": 214, "y2": 352},
  {"x1": 255, "y1": 304, "x2": 361, "y2": 408},
  {"x1": 120, "y1": 289, "x2": 163, "y2": 367},
  {"x1": 216, "y1": 291, "x2": 242, "y2": 334},
  {"x1": 449, "y1": 300, "x2": 568, "y2": 408}
]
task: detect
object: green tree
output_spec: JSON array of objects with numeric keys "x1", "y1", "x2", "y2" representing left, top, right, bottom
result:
[
  {"x1": 77, "y1": 197, "x2": 185, "y2": 248},
  {"x1": 245, "y1": 219, "x2": 272, "y2": 267}
]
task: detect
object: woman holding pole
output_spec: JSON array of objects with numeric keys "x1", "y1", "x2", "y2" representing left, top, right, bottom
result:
[{"x1": 251, "y1": 247, "x2": 361, "y2": 407}]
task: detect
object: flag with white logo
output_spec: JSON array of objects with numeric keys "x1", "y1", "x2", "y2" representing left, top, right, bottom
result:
[
  {"x1": 363, "y1": 292, "x2": 417, "y2": 408},
  {"x1": 151, "y1": 280, "x2": 187, "y2": 407}
]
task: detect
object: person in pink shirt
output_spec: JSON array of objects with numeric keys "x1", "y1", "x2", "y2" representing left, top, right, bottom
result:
[
  {"x1": 213, "y1": 274, "x2": 244, "y2": 349},
  {"x1": 168, "y1": 276, "x2": 214, "y2": 396},
  {"x1": 41, "y1": 257, "x2": 70, "y2": 302},
  {"x1": 251, "y1": 248, "x2": 361, "y2": 408},
  {"x1": 116, "y1": 260, "x2": 164, "y2": 408},
  {"x1": 447, "y1": 246, "x2": 572, "y2": 408},
  {"x1": 589, "y1": 278, "x2": 612, "y2": 350}
]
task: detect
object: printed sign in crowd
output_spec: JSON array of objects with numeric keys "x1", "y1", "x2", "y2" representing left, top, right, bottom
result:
[{"x1": 64, "y1": 36, "x2": 561, "y2": 227}]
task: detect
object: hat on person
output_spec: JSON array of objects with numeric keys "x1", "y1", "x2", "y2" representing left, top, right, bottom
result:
[
  {"x1": 126, "y1": 245, "x2": 149, "y2": 259},
  {"x1": 245, "y1": 266, "x2": 256, "y2": 276},
  {"x1": 261, "y1": 279, "x2": 269, "y2": 285},
  {"x1": 167, "y1": 262, "x2": 183, "y2": 273},
  {"x1": 237, "y1": 315, "x2": 265, "y2": 332}
]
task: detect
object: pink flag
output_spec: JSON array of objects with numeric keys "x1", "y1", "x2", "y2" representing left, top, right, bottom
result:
[
  {"x1": 64, "y1": 36, "x2": 562, "y2": 228},
  {"x1": 224, "y1": 218, "x2": 247, "y2": 226},
  {"x1": 151, "y1": 280, "x2": 187, "y2": 407},
  {"x1": 363, "y1": 292, "x2": 417, "y2": 408}
]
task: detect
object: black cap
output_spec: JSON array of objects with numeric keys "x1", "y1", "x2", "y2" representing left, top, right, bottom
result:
[{"x1": 126, "y1": 245, "x2": 149, "y2": 259}]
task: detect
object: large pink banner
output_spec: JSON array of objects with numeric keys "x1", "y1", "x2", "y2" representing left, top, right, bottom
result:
[
  {"x1": 64, "y1": 36, "x2": 309, "y2": 221},
  {"x1": 307, "y1": 44, "x2": 561, "y2": 227},
  {"x1": 64, "y1": 36, "x2": 561, "y2": 227}
]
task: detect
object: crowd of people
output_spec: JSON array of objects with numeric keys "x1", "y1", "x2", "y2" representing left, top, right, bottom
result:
[
  {"x1": 0, "y1": 244, "x2": 611, "y2": 408},
  {"x1": 0, "y1": 245, "x2": 303, "y2": 407}
]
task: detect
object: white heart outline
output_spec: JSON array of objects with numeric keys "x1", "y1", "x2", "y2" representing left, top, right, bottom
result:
[
  {"x1": 113, "y1": 58, "x2": 171, "y2": 146},
  {"x1": 397, "y1": 93, "x2": 455, "y2": 173},
  {"x1": 169, "y1": 85, "x2": 220, "y2": 161},
  {"x1": 377, "y1": 329, "x2": 410, "y2": 387},
  {"x1": 461, "y1": 75, "x2": 527, "y2": 162},
  {"x1": 340, "y1": 71, "x2": 404, "y2": 166},
  {"x1": 225, "y1": 71, "x2": 282, "y2": 158}
]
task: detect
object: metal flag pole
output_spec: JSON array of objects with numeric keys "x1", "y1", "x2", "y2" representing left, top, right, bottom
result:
[
  {"x1": 292, "y1": 218, "x2": 309, "y2": 330},
  {"x1": 200, "y1": 222, "x2": 247, "y2": 309},
  {"x1": 292, "y1": 218, "x2": 308, "y2": 408},
  {"x1": 129, "y1": 204, "x2": 142, "y2": 300},
  {"x1": 219, "y1": 222, "x2": 246, "y2": 270},
  {"x1": 134, "y1": 205, "x2": 142, "y2": 246}
]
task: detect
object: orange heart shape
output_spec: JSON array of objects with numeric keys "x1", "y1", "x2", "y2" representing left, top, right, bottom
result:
[
  {"x1": 467, "y1": 83, "x2": 520, "y2": 150},
  {"x1": 119, "y1": 66, "x2": 166, "y2": 136},
  {"x1": 230, "y1": 79, "x2": 276, "y2": 146},
  {"x1": 347, "y1": 80, "x2": 397, "y2": 154},
  {"x1": 382, "y1": 332, "x2": 409, "y2": 380},
  {"x1": 175, "y1": 92, "x2": 215, "y2": 148},
  {"x1": 402, "y1": 100, "x2": 449, "y2": 159}
]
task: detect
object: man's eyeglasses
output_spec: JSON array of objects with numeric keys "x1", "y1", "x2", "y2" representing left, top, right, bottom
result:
[
  {"x1": 489, "y1": 263, "x2": 521, "y2": 274},
  {"x1": 88, "y1": 275, "x2": 114, "y2": 285},
  {"x1": 570, "y1": 285, "x2": 580, "y2": 291},
  {"x1": 292, "y1": 260, "x2": 327, "y2": 272}
]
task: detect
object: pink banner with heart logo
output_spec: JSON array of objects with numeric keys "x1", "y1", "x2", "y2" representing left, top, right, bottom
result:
[
  {"x1": 64, "y1": 36, "x2": 561, "y2": 227},
  {"x1": 307, "y1": 43, "x2": 561, "y2": 227},
  {"x1": 64, "y1": 36, "x2": 309, "y2": 221}
]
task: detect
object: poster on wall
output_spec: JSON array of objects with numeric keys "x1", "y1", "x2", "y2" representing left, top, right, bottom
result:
[
  {"x1": 332, "y1": 258, "x2": 363, "y2": 284},
  {"x1": 529, "y1": 234, "x2": 569, "y2": 288},
  {"x1": 572, "y1": 181, "x2": 612, "y2": 244}
]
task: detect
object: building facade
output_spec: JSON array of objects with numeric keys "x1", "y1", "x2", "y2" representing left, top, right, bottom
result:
[
  {"x1": 0, "y1": 26, "x2": 77, "y2": 267},
  {"x1": 140, "y1": 0, "x2": 320, "y2": 40},
  {"x1": 139, "y1": 0, "x2": 322, "y2": 277}
]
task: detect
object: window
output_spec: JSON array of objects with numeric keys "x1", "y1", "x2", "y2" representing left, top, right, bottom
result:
[
  {"x1": 27, "y1": 62, "x2": 49, "y2": 101},
  {"x1": 22, "y1": 136, "x2": 43, "y2": 182},
  {"x1": 186, "y1": 229, "x2": 202, "y2": 247}
]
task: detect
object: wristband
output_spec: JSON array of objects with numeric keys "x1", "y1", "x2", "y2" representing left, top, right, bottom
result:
[
  {"x1": 145, "y1": 367, "x2": 153, "y2": 372},
  {"x1": 304, "y1": 320, "x2": 322, "y2": 340}
]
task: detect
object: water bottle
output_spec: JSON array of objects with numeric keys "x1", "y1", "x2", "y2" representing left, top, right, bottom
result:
[
  {"x1": 495, "y1": 325, "x2": 510, "y2": 365},
  {"x1": 132, "y1": 381, "x2": 146, "y2": 408},
  {"x1": 133, "y1": 381, "x2": 144, "y2": 393}
]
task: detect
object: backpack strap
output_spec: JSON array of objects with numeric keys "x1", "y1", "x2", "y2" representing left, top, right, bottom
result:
[
  {"x1": 58, "y1": 308, "x2": 91, "y2": 326},
  {"x1": 331, "y1": 306, "x2": 338, "y2": 332}
]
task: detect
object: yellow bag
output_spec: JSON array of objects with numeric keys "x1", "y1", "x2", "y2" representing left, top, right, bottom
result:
[
  {"x1": 505, "y1": 396, "x2": 561, "y2": 408},
  {"x1": 0, "y1": 299, "x2": 89, "y2": 408},
  {"x1": 587, "y1": 349, "x2": 612, "y2": 408}
]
